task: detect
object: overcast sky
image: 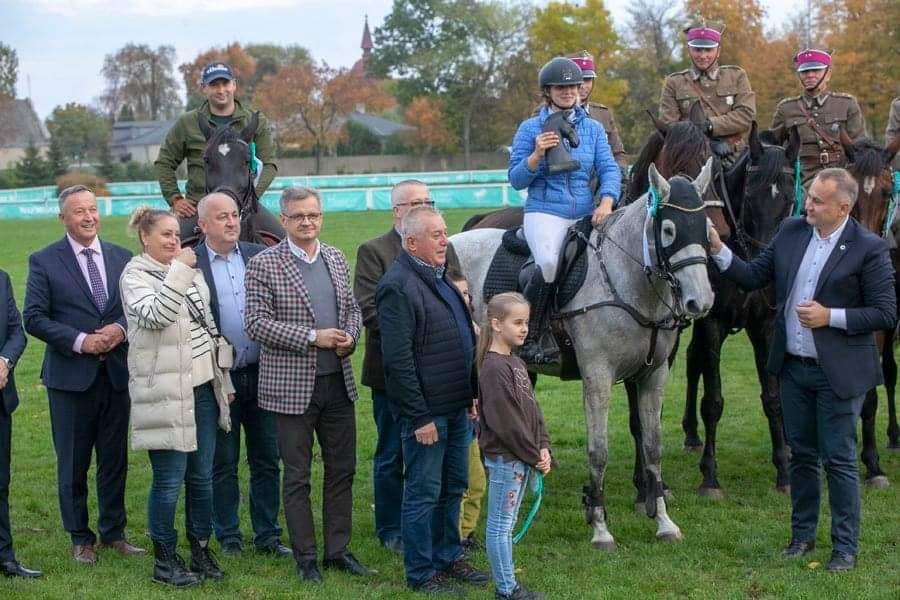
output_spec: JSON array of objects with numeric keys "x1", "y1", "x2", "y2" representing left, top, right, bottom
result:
[{"x1": 4, "y1": 0, "x2": 804, "y2": 120}]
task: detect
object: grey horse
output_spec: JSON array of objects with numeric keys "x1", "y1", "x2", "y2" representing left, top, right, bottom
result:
[{"x1": 450, "y1": 159, "x2": 716, "y2": 549}]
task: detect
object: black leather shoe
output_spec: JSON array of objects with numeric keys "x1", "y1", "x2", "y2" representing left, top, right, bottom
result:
[
  {"x1": 257, "y1": 540, "x2": 292, "y2": 557},
  {"x1": 826, "y1": 551, "x2": 856, "y2": 572},
  {"x1": 496, "y1": 585, "x2": 545, "y2": 600},
  {"x1": 381, "y1": 537, "x2": 404, "y2": 554},
  {"x1": 297, "y1": 559, "x2": 322, "y2": 583},
  {"x1": 220, "y1": 541, "x2": 242, "y2": 557},
  {"x1": 189, "y1": 538, "x2": 225, "y2": 580},
  {"x1": 412, "y1": 572, "x2": 466, "y2": 596},
  {"x1": 780, "y1": 540, "x2": 815, "y2": 559},
  {"x1": 0, "y1": 560, "x2": 43, "y2": 578},
  {"x1": 444, "y1": 558, "x2": 490, "y2": 584},
  {"x1": 323, "y1": 552, "x2": 372, "y2": 576}
]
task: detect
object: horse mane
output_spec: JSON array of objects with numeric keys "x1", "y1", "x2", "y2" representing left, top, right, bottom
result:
[
  {"x1": 744, "y1": 144, "x2": 791, "y2": 199},
  {"x1": 627, "y1": 130, "x2": 665, "y2": 202},
  {"x1": 848, "y1": 139, "x2": 889, "y2": 179},
  {"x1": 204, "y1": 123, "x2": 242, "y2": 152},
  {"x1": 660, "y1": 121, "x2": 709, "y2": 177}
]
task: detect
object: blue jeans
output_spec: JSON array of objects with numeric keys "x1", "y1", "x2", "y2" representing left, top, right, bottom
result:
[
  {"x1": 484, "y1": 456, "x2": 528, "y2": 596},
  {"x1": 148, "y1": 383, "x2": 219, "y2": 547},
  {"x1": 372, "y1": 389, "x2": 403, "y2": 544},
  {"x1": 401, "y1": 408, "x2": 470, "y2": 587},
  {"x1": 780, "y1": 358, "x2": 865, "y2": 555},
  {"x1": 212, "y1": 364, "x2": 282, "y2": 548}
]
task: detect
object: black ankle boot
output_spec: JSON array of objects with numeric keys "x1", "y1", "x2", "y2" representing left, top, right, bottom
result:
[
  {"x1": 189, "y1": 537, "x2": 224, "y2": 580},
  {"x1": 519, "y1": 271, "x2": 559, "y2": 365},
  {"x1": 152, "y1": 540, "x2": 201, "y2": 588}
]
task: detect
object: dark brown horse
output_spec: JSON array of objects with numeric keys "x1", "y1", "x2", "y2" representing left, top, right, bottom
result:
[
  {"x1": 182, "y1": 113, "x2": 284, "y2": 248},
  {"x1": 840, "y1": 134, "x2": 900, "y2": 486}
]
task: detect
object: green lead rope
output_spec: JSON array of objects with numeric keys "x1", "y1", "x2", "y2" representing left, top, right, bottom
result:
[
  {"x1": 793, "y1": 157, "x2": 803, "y2": 216},
  {"x1": 885, "y1": 170, "x2": 900, "y2": 239},
  {"x1": 249, "y1": 141, "x2": 258, "y2": 174},
  {"x1": 513, "y1": 471, "x2": 543, "y2": 544}
]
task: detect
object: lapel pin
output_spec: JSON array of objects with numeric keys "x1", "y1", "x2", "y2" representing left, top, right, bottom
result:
[{"x1": 839, "y1": 244, "x2": 846, "y2": 251}]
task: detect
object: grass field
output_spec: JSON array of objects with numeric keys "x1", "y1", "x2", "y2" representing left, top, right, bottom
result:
[{"x1": 0, "y1": 209, "x2": 897, "y2": 599}]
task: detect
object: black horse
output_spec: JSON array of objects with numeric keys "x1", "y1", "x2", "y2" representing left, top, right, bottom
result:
[{"x1": 183, "y1": 112, "x2": 284, "y2": 248}]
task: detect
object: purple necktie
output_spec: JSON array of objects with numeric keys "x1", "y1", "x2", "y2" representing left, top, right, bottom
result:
[{"x1": 81, "y1": 248, "x2": 108, "y2": 311}]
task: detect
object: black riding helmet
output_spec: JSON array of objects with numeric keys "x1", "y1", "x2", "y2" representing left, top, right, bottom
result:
[{"x1": 538, "y1": 57, "x2": 583, "y2": 88}]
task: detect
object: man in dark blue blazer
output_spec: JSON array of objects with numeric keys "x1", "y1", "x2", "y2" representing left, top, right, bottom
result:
[
  {"x1": 709, "y1": 168, "x2": 897, "y2": 572},
  {"x1": 194, "y1": 192, "x2": 289, "y2": 558},
  {"x1": 23, "y1": 185, "x2": 144, "y2": 564},
  {"x1": 0, "y1": 270, "x2": 42, "y2": 578}
]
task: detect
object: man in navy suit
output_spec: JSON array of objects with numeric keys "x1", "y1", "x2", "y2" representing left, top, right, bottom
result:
[
  {"x1": 23, "y1": 185, "x2": 144, "y2": 564},
  {"x1": 709, "y1": 168, "x2": 897, "y2": 572},
  {"x1": 195, "y1": 192, "x2": 289, "y2": 558},
  {"x1": 0, "y1": 270, "x2": 42, "y2": 578}
]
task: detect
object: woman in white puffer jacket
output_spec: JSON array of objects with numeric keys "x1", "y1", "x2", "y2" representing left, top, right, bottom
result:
[{"x1": 119, "y1": 206, "x2": 233, "y2": 588}]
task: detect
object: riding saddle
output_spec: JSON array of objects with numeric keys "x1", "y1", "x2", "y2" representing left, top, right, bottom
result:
[{"x1": 482, "y1": 216, "x2": 593, "y2": 380}]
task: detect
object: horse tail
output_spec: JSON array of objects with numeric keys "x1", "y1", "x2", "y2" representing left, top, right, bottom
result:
[{"x1": 627, "y1": 130, "x2": 665, "y2": 204}]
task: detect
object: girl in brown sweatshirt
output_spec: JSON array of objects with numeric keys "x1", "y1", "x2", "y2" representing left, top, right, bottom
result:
[{"x1": 477, "y1": 292, "x2": 550, "y2": 600}]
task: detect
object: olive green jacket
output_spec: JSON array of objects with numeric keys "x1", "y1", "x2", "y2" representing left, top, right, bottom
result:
[{"x1": 154, "y1": 99, "x2": 277, "y2": 205}]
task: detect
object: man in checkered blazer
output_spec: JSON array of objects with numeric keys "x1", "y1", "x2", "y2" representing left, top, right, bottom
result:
[{"x1": 245, "y1": 186, "x2": 369, "y2": 584}]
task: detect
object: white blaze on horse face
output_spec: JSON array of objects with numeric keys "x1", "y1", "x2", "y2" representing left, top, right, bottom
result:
[
  {"x1": 771, "y1": 183, "x2": 778, "y2": 200},
  {"x1": 218, "y1": 143, "x2": 231, "y2": 157},
  {"x1": 864, "y1": 176, "x2": 876, "y2": 195},
  {"x1": 660, "y1": 219, "x2": 676, "y2": 248}
]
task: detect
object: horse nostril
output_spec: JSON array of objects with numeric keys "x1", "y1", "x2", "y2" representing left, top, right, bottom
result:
[{"x1": 685, "y1": 299, "x2": 701, "y2": 315}]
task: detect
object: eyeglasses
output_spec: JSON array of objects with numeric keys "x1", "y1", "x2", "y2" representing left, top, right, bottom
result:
[
  {"x1": 282, "y1": 212, "x2": 322, "y2": 223},
  {"x1": 395, "y1": 200, "x2": 436, "y2": 208}
]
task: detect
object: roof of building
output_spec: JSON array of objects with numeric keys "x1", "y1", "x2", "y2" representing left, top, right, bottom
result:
[
  {"x1": 0, "y1": 98, "x2": 49, "y2": 148},
  {"x1": 110, "y1": 120, "x2": 174, "y2": 148},
  {"x1": 347, "y1": 110, "x2": 412, "y2": 138}
]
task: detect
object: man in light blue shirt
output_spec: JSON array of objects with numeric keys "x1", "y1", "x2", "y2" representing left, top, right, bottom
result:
[{"x1": 196, "y1": 193, "x2": 290, "y2": 558}]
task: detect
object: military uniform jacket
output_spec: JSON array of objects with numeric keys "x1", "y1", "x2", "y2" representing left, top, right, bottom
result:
[
  {"x1": 659, "y1": 63, "x2": 756, "y2": 145},
  {"x1": 154, "y1": 99, "x2": 278, "y2": 205},
  {"x1": 770, "y1": 92, "x2": 865, "y2": 184},
  {"x1": 585, "y1": 102, "x2": 627, "y2": 167},
  {"x1": 886, "y1": 97, "x2": 900, "y2": 169}
]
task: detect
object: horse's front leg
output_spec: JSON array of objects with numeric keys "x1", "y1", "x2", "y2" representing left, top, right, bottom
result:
[
  {"x1": 637, "y1": 363, "x2": 683, "y2": 542},
  {"x1": 860, "y1": 388, "x2": 890, "y2": 488},
  {"x1": 881, "y1": 327, "x2": 900, "y2": 449},
  {"x1": 581, "y1": 368, "x2": 616, "y2": 551},
  {"x1": 626, "y1": 380, "x2": 648, "y2": 512},
  {"x1": 683, "y1": 325, "x2": 704, "y2": 451},
  {"x1": 695, "y1": 318, "x2": 727, "y2": 498}
]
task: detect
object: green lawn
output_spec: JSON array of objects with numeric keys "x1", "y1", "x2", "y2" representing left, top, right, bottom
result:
[{"x1": 0, "y1": 209, "x2": 898, "y2": 599}]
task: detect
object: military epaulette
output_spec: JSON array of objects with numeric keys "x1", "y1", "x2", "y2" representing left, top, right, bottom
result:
[
  {"x1": 588, "y1": 102, "x2": 608, "y2": 111},
  {"x1": 718, "y1": 64, "x2": 744, "y2": 71},
  {"x1": 831, "y1": 92, "x2": 855, "y2": 100},
  {"x1": 670, "y1": 69, "x2": 691, "y2": 77},
  {"x1": 776, "y1": 95, "x2": 801, "y2": 107}
]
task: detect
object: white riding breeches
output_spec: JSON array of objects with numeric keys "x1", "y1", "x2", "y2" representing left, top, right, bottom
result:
[{"x1": 523, "y1": 212, "x2": 578, "y2": 283}]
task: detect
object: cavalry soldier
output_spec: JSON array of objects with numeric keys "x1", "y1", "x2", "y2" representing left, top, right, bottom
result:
[
  {"x1": 570, "y1": 51, "x2": 628, "y2": 169},
  {"x1": 155, "y1": 62, "x2": 283, "y2": 241},
  {"x1": 771, "y1": 49, "x2": 866, "y2": 186},
  {"x1": 659, "y1": 23, "x2": 756, "y2": 160}
]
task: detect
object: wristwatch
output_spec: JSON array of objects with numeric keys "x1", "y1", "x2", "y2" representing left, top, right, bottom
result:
[{"x1": 307, "y1": 330, "x2": 317, "y2": 345}]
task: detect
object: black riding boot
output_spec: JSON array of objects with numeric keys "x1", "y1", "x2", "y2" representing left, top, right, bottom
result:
[
  {"x1": 152, "y1": 540, "x2": 201, "y2": 588},
  {"x1": 189, "y1": 536, "x2": 225, "y2": 580},
  {"x1": 518, "y1": 271, "x2": 558, "y2": 365}
]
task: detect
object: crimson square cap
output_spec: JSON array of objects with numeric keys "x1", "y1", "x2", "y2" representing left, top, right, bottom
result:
[
  {"x1": 685, "y1": 26, "x2": 721, "y2": 48},
  {"x1": 201, "y1": 62, "x2": 235, "y2": 85},
  {"x1": 794, "y1": 49, "x2": 831, "y2": 72}
]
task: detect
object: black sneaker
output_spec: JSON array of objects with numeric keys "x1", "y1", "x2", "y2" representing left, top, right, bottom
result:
[
  {"x1": 461, "y1": 533, "x2": 481, "y2": 554},
  {"x1": 220, "y1": 541, "x2": 242, "y2": 557},
  {"x1": 826, "y1": 551, "x2": 856, "y2": 572},
  {"x1": 412, "y1": 572, "x2": 466, "y2": 596},
  {"x1": 445, "y1": 558, "x2": 490, "y2": 585},
  {"x1": 496, "y1": 585, "x2": 545, "y2": 600}
]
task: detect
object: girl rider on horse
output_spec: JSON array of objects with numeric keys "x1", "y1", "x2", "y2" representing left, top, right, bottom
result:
[{"x1": 508, "y1": 57, "x2": 621, "y2": 364}]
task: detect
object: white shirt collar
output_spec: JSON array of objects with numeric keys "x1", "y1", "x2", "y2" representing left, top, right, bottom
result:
[
  {"x1": 206, "y1": 241, "x2": 240, "y2": 262},
  {"x1": 287, "y1": 237, "x2": 320, "y2": 264},
  {"x1": 67, "y1": 233, "x2": 101, "y2": 255},
  {"x1": 814, "y1": 216, "x2": 849, "y2": 243}
]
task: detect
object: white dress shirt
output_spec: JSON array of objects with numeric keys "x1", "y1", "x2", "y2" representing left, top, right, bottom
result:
[
  {"x1": 67, "y1": 234, "x2": 110, "y2": 354},
  {"x1": 287, "y1": 237, "x2": 321, "y2": 264}
]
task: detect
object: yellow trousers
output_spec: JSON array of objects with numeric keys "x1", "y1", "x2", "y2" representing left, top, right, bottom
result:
[{"x1": 459, "y1": 437, "x2": 486, "y2": 538}]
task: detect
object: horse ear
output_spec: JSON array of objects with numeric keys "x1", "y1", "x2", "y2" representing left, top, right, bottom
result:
[
  {"x1": 647, "y1": 109, "x2": 668, "y2": 136},
  {"x1": 838, "y1": 127, "x2": 855, "y2": 163},
  {"x1": 884, "y1": 135, "x2": 900, "y2": 163},
  {"x1": 693, "y1": 157, "x2": 714, "y2": 197},
  {"x1": 688, "y1": 101, "x2": 706, "y2": 129},
  {"x1": 240, "y1": 112, "x2": 260, "y2": 143},
  {"x1": 748, "y1": 121, "x2": 762, "y2": 160},
  {"x1": 648, "y1": 162, "x2": 670, "y2": 199},
  {"x1": 197, "y1": 113, "x2": 214, "y2": 141},
  {"x1": 786, "y1": 127, "x2": 801, "y2": 163}
]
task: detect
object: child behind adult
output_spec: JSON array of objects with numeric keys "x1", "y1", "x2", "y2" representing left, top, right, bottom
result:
[
  {"x1": 477, "y1": 292, "x2": 551, "y2": 600},
  {"x1": 447, "y1": 268, "x2": 486, "y2": 554}
]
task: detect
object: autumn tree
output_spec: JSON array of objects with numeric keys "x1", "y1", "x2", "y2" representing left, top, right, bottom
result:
[
  {"x1": 245, "y1": 44, "x2": 311, "y2": 87},
  {"x1": 45, "y1": 103, "x2": 110, "y2": 166},
  {"x1": 527, "y1": 0, "x2": 627, "y2": 109},
  {"x1": 101, "y1": 43, "x2": 181, "y2": 121},
  {"x1": 0, "y1": 43, "x2": 18, "y2": 98},
  {"x1": 254, "y1": 62, "x2": 395, "y2": 174},
  {"x1": 404, "y1": 96, "x2": 456, "y2": 168},
  {"x1": 180, "y1": 44, "x2": 257, "y2": 109}
]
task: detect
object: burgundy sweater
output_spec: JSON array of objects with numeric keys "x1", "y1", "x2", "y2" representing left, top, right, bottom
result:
[{"x1": 478, "y1": 351, "x2": 550, "y2": 466}]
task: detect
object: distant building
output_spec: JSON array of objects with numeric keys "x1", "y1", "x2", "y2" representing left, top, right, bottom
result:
[
  {"x1": 110, "y1": 119, "x2": 174, "y2": 163},
  {"x1": 350, "y1": 15, "x2": 375, "y2": 78},
  {"x1": 0, "y1": 98, "x2": 49, "y2": 169}
]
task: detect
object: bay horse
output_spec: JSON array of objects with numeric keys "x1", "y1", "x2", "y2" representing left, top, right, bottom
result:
[
  {"x1": 840, "y1": 133, "x2": 900, "y2": 486},
  {"x1": 451, "y1": 161, "x2": 716, "y2": 549},
  {"x1": 183, "y1": 112, "x2": 284, "y2": 248}
]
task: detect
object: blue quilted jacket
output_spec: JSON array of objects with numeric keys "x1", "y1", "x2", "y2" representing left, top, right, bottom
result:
[{"x1": 508, "y1": 105, "x2": 621, "y2": 219}]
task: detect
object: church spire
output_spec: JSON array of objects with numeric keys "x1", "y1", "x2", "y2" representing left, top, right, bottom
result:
[{"x1": 361, "y1": 15, "x2": 373, "y2": 55}]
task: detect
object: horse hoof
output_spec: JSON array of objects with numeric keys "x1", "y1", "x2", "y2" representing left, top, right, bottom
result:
[
  {"x1": 775, "y1": 485, "x2": 791, "y2": 496},
  {"x1": 656, "y1": 530, "x2": 684, "y2": 542},
  {"x1": 865, "y1": 475, "x2": 890, "y2": 489},
  {"x1": 591, "y1": 539, "x2": 617, "y2": 552},
  {"x1": 698, "y1": 486, "x2": 723, "y2": 499}
]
